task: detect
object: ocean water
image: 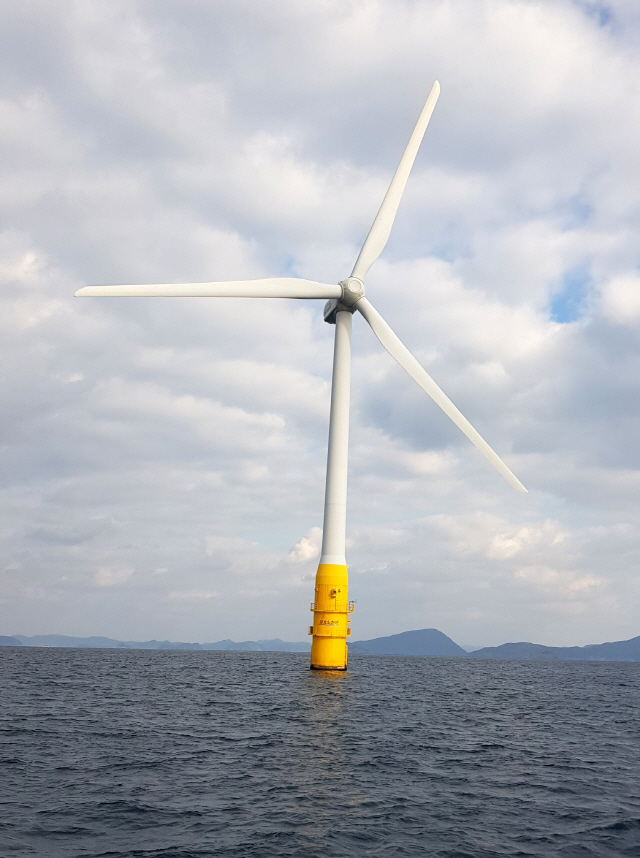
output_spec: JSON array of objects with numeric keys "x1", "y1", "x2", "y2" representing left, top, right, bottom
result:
[{"x1": 1, "y1": 648, "x2": 639, "y2": 858}]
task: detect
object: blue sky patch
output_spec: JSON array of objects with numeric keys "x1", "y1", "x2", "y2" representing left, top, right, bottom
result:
[
  {"x1": 550, "y1": 265, "x2": 591, "y2": 323},
  {"x1": 572, "y1": 1, "x2": 613, "y2": 28}
]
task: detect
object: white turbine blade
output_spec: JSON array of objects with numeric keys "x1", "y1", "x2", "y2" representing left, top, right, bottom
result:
[
  {"x1": 351, "y1": 81, "x2": 440, "y2": 281},
  {"x1": 356, "y1": 298, "x2": 527, "y2": 493},
  {"x1": 75, "y1": 277, "x2": 342, "y2": 299}
]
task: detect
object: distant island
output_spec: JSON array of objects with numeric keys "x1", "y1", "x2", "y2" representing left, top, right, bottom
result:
[
  {"x1": 348, "y1": 628, "x2": 467, "y2": 657},
  {"x1": 351, "y1": 630, "x2": 640, "y2": 662},
  {"x1": 468, "y1": 637, "x2": 640, "y2": 662},
  {"x1": 350, "y1": 630, "x2": 640, "y2": 662},
  {"x1": 2, "y1": 630, "x2": 640, "y2": 662}
]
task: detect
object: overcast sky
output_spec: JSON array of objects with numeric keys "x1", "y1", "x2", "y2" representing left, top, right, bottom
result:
[{"x1": 2, "y1": 0, "x2": 639, "y2": 647}]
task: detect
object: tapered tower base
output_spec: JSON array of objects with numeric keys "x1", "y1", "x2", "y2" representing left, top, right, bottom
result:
[{"x1": 309, "y1": 563, "x2": 354, "y2": 670}]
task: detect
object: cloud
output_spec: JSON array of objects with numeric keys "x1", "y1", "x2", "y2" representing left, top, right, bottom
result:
[
  {"x1": 600, "y1": 273, "x2": 640, "y2": 325},
  {"x1": 167, "y1": 589, "x2": 217, "y2": 601},
  {"x1": 94, "y1": 566, "x2": 134, "y2": 588},
  {"x1": 487, "y1": 521, "x2": 567, "y2": 560},
  {"x1": 287, "y1": 527, "x2": 322, "y2": 563}
]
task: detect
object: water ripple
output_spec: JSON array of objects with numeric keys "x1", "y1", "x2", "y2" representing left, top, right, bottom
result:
[{"x1": 1, "y1": 648, "x2": 639, "y2": 857}]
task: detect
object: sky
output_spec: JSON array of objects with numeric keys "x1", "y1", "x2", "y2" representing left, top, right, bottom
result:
[{"x1": 2, "y1": 0, "x2": 640, "y2": 647}]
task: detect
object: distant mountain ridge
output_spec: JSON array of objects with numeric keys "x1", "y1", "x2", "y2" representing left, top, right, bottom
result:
[
  {"x1": 7, "y1": 634, "x2": 311, "y2": 653},
  {"x1": 3, "y1": 631, "x2": 640, "y2": 662},
  {"x1": 470, "y1": 636, "x2": 640, "y2": 662},
  {"x1": 350, "y1": 632, "x2": 640, "y2": 662}
]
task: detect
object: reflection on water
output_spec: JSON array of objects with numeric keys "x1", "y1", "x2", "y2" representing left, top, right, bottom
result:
[{"x1": 287, "y1": 666, "x2": 361, "y2": 843}]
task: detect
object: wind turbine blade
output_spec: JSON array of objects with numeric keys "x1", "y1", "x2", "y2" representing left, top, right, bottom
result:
[
  {"x1": 351, "y1": 81, "x2": 440, "y2": 281},
  {"x1": 356, "y1": 298, "x2": 527, "y2": 493},
  {"x1": 75, "y1": 278, "x2": 342, "y2": 299}
]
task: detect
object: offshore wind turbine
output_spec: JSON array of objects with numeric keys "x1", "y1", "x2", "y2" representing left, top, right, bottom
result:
[{"x1": 76, "y1": 81, "x2": 526, "y2": 671}]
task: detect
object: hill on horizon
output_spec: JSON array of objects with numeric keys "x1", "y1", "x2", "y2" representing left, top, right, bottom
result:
[
  {"x1": 349, "y1": 628, "x2": 467, "y2": 657},
  {"x1": 470, "y1": 635, "x2": 640, "y2": 662}
]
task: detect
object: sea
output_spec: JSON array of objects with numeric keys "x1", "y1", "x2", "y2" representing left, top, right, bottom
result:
[{"x1": 1, "y1": 647, "x2": 639, "y2": 858}]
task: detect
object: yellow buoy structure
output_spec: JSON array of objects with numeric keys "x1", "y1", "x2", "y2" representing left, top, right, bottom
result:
[{"x1": 75, "y1": 81, "x2": 526, "y2": 671}]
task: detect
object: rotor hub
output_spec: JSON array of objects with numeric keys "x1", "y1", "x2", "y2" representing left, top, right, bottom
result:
[
  {"x1": 339, "y1": 277, "x2": 365, "y2": 305},
  {"x1": 323, "y1": 277, "x2": 365, "y2": 324}
]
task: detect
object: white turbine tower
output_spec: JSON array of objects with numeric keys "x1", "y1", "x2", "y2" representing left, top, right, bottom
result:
[{"x1": 76, "y1": 82, "x2": 526, "y2": 671}]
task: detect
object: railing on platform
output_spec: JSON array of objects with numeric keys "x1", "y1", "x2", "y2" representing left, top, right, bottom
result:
[{"x1": 310, "y1": 600, "x2": 356, "y2": 612}]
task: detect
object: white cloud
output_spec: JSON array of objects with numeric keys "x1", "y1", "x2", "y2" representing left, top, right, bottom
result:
[
  {"x1": 287, "y1": 527, "x2": 322, "y2": 563},
  {"x1": 167, "y1": 589, "x2": 217, "y2": 601},
  {"x1": 487, "y1": 521, "x2": 567, "y2": 559},
  {"x1": 600, "y1": 273, "x2": 640, "y2": 325},
  {"x1": 94, "y1": 566, "x2": 134, "y2": 588}
]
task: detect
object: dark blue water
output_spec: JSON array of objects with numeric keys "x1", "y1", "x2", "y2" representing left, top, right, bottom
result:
[{"x1": 1, "y1": 648, "x2": 639, "y2": 857}]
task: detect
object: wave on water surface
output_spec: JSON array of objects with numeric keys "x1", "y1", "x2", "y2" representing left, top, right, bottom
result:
[{"x1": 1, "y1": 647, "x2": 639, "y2": 857}]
